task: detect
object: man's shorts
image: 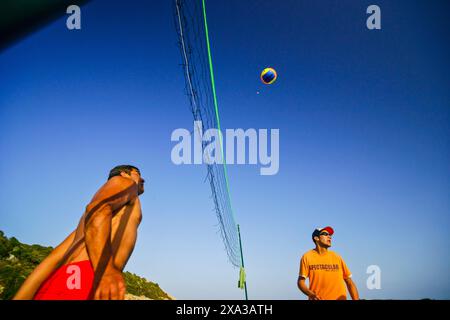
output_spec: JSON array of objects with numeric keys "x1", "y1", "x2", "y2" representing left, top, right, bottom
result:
[{"x1": 34, "y1": 260, "x2": 94, "y2": 300}]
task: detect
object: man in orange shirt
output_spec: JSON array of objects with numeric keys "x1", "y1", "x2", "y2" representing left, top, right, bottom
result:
[{"x1": 297, "y1": 226, "x2": 359, "y2": 300}]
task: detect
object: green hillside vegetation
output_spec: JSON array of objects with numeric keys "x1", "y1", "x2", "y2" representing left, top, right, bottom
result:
[{"x1": 0, "y1": 230, "x2": 171, "y2": 300}]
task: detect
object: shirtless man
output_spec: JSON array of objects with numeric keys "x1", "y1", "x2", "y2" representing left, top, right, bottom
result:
[{"x1": 13, "y1": 165, "x2": 145, "y2": 300}]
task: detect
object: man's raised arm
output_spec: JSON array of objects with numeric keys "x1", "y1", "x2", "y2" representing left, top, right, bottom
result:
[{"x1": 84, "y1": 176, "x2": 138, "y2": 300}]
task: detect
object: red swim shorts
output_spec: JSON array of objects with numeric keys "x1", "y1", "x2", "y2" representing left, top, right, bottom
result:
[{"x1": 34, "y1": 260, "x2": 94, "y2": 300}]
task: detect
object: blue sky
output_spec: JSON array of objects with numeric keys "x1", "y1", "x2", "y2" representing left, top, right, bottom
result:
[{"x1": 1, "y1": 0, "x2": 449, "y2": 299}]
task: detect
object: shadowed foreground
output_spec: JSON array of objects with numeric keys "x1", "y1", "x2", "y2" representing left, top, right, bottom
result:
[{"x1": 0, "y1": 231, "x2": 173, "y2": 300}]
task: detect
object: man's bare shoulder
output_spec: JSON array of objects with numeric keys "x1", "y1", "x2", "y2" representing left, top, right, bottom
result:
[
  {"x1": 101, "y1": 176, "x2": 136, "y2": 192},
  {"x1": 89, "y1": 176, "x2": 138, "y2": 205},
  {"x1": 106, "y1": 176, "x2": 136, "y2": 188}
]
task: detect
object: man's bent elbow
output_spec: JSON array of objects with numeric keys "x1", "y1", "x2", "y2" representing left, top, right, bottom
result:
[{"x1": 85, "y1": 204, "x2": 112, "y2": 225}]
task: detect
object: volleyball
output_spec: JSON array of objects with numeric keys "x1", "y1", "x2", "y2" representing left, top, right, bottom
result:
[{"x1": 260, "y1": 67, "x2": 277, "y2": 85}]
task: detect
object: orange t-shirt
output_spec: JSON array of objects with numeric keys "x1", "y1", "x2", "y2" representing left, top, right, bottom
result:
[{"x1": 299, "y1": 249, "x2": 352, "y2": 300}]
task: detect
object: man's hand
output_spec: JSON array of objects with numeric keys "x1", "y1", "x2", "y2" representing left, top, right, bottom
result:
[
  {"x1": 94, "y1": 267, "x2": 126, "y2": 300},
  {"x1": 298, "y1": 276, "x2": 321, "y2": 300},
  {"x1": 307, "y1": 291, "x2": 321, "y2": 300}
]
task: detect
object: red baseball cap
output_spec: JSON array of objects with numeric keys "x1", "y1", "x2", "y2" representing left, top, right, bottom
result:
[{"x1": 312, "y1": 226, "x2": 334, "y2": 239}]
